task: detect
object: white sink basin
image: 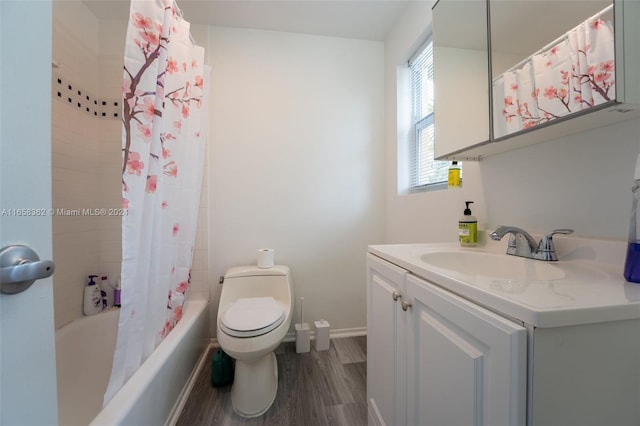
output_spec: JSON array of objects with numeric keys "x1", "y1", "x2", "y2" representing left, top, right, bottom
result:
[
  {"x1": 420, "y1": 250, "x2": 566, "y2": 281},
  {"x1": 369, "y1": 239, "x2": 640, "y2": 327}
]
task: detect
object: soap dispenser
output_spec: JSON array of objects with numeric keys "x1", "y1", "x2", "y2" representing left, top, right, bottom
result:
[
  {"x1": 459, "y1": 201, "x2": 478, "y2": 247},
  {"x1": 83, "y1": 275, "x2": 103, "y2": 316},
  {"x1": 448, "y1": 161, "x2": 461, "y2": 188}
]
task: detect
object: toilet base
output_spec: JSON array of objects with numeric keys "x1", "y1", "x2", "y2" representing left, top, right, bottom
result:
[{"x1": 230, "y1": 352, "x2": 278, "y2": 418}]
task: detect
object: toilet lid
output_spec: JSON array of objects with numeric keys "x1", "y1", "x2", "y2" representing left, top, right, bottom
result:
[{"x1": 220, "y1": 297, "x2": 285, "y2": 338}]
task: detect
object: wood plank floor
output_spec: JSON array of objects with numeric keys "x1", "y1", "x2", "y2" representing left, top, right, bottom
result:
[{"x1": 176, "y1": 336, "x2": 367, "y2": 426}]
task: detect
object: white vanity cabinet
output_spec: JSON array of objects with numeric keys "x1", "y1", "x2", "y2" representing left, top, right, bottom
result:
[
  {"x1": 368, "y1": 243, "x2": 640, "y2": 426},
  {"x1": 367, "y1": 253, "x2": 407, "y2": 426},
  {"x1": 528, "y1": 321, "x2": 640, "y2": 426},
  {"x1": 367, "y1": 254, "x2": 527, "y2": 426},
  {"x1": 405, "y1": 274, "x2": 526, "y2": 426}
]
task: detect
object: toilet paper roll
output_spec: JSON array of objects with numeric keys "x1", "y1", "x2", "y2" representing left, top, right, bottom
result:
[{"x1": 257, "y1": 248, "x2": 274, "y2": 268}]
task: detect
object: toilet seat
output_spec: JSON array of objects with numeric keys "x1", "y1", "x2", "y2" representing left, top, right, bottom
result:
[{"x1": 220, "y1": 297, "x2": 285, "y2": 338}]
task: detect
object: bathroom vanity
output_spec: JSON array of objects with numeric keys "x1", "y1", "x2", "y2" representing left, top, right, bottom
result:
[{"x1": 367, "y1": 238, "x2": 640, "y2": 426}]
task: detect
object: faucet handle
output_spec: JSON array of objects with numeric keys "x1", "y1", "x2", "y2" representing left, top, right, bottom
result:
[
  {"x1": 545, "y1": 228, "x2": 574, "y2": 237},
  {"x1": 536, "y1": 229, "x2": 574, "y2": 261}
]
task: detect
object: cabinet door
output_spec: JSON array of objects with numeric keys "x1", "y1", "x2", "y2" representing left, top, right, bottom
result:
[
  {"x1": 406, "y1": 275, "x2": 526, "y2": 426},
  {"x1": 366, "y1": 254, "x2": 407, "y2": 426},
  {"x1": 433, "y1": 0, "x2": 490, "y2": 160}
]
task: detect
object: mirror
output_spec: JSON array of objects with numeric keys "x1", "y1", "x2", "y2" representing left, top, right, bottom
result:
[
  {"x1": 490, "y1": 0, "x2": 615, "y2": 139},
  {"x1": 433, "y1": 0, "x2": 490, "y2": 159}
]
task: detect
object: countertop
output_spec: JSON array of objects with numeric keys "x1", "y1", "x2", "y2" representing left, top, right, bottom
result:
[{"x1": 368, "y1": 236, "x2": 640, "y2": 327}]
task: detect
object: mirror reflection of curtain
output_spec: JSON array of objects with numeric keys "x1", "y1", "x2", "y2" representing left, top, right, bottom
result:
[
  {"x1": 516, "y1": 63, "x2": 538, "y2": 129},
  {"x1": 493, "y1": 5, "x2": 614, "y2": 138},
  {"x1": 533, "y1": 38, "x2": 578, "y2": 120},
  {"x1": 583, "y1": 16, "x2": 615, "y2": 105}
]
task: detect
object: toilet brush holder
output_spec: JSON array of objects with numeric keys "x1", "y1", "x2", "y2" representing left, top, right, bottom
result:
[
  {"x1": 314, "y1": 320, "x2": 330, "y2": 351},
  {"x1": 295, "y1": 323, "x2": 310, "y2": 353}
]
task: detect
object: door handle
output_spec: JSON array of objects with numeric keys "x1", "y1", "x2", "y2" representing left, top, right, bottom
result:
[
  {"x1": 392, "y1": 291, "x2": 401, "y2": 301},
  {"x1": 401, "y1": 300, "x2": 412, "y2": 312},
  {"x1": 0, "y1": 245, "x2": 55, "y2": 294}
]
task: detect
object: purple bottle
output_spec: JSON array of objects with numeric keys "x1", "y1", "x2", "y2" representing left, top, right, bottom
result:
[
  {"x1": 114, "y1": 280, "x2": 121, "y2": 308},
  {"x1": 624, "y1": 154, "x2": 640, "y2": 283}
]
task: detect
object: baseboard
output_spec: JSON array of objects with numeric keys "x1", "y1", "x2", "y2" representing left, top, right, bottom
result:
[
  {"x1": 211, "y1": 327, "x2": 366, "y2": 346},
  {"x1": 166, "y1": 342, "x2": 213, "y2": 426},
  {"x1": 283, "y1": 326, "x2": 367, "y2": 343}
]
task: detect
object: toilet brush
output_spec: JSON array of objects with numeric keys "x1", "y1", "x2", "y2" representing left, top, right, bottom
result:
[{"x1": 295, "y1": 297, "x2": 310, "y2": 353}]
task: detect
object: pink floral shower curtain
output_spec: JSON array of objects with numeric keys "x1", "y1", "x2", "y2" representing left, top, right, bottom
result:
[{"x1": 105, "y1": 0, "x2": 207, "y2": 404}]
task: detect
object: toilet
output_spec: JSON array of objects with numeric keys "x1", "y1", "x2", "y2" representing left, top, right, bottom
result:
[{"x1": 216, "y1": 265, "x2": 293, "y2": 417}]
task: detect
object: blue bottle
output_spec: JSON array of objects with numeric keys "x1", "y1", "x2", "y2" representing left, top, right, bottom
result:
[{"x1": 624, "y1": 154, "x2": 640, "y2": 283}]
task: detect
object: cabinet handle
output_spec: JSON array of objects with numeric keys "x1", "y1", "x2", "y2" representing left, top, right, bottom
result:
[
  {"x1": 401, "y1": 300, "x2": 412, "y2": 311},
  {"x1": 392, "y1": 291, "x2": 401, "y2": 301}
]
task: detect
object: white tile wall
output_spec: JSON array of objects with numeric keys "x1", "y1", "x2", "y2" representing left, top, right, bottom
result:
[
  {"x1": 96, "y1": 74, "x2": 123, "y2": 291},
  {"x1": 52, "y1": 9, "x2": 102, "y2": 328},
  {"x1": 51, "y1": 5, "x2": 210, "y2": 329},
  {"x1": 51, "y1": 104, "x2": 102, "y2": 328}
]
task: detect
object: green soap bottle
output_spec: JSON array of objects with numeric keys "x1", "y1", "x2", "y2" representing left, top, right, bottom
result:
[{"x1": 459, "y1": 201, "x2": 477, "y2": 247}]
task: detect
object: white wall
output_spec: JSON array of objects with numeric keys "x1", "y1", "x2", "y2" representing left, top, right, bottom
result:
[
  {"x1": 207, "y1": 27, "x2": 385, "y2": 335},
  {"x1": 482, "y1": 118, "x2": 640, "y2": 239},
  {"x1": 384, "y1": 1, "x2": 640, "y2": 246},
  {"x1": 384, "y1": 1, "x2": 487, "y2": 244}
]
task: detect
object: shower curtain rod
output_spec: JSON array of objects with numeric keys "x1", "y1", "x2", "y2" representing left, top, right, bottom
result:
[
  {"x1": 174, "y1": 0, "x2": 196, "y2": 46},
  {"x1": 499, "y1": 3, "x2": 614, "y2": 76}
]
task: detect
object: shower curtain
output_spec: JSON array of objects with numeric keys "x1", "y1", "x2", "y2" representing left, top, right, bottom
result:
[{"x1": 104, "y1": 0, "x2": 207, "y2": 405}]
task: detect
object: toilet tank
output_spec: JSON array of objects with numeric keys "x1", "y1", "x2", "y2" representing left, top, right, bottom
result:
[{"x1": 221, "y1": 265, "x2": 292, "y2": 308}]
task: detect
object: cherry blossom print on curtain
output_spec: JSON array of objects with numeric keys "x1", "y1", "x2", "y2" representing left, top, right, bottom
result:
[
  {"x1": 104, "y1": 0, "x2": 207, "y2": 405},
  {"x1": 493, "y1": 6, "x2": 614, "y2": 138}
]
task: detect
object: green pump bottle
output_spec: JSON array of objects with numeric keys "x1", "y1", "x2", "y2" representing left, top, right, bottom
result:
[{"x1": 459, "y1": 201, "x2": 477, "y2": 247}]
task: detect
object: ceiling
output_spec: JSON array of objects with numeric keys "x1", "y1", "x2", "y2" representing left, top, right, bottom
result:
[{"x1": 81, "y1": 0, "x2": 413, "y2": 41}]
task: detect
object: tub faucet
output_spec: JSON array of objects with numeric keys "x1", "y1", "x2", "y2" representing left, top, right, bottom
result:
[{"x1": 489, "y1": 226, "x2": 574, "y2": 261}]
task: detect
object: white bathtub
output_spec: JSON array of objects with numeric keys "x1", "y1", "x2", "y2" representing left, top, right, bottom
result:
[{"x1": 55, "y1": 300, "x2": 209, "y2": 426}]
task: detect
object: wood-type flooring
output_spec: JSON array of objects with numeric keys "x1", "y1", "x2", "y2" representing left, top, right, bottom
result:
[{"x1": 176, "y1": 336, "x2": 367, "y2": 426}]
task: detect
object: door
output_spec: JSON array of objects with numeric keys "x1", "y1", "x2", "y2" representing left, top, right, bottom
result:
[
  {"x1": 0, "y1": 1, "x2": 58, "y2": 424},
  {"x1": 366, "y1": 254, "x2": 407, "y2": 426},
  {"x1": 406, "y1": 274, "x2": 526, "y2": 426}
]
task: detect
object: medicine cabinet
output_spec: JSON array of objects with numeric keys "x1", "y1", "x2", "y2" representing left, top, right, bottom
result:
[
  {"x1": 433, "y1": 0, "x2": 640, "y2": 161},
  {"x1": 432, "y1": 0, "x2": 490, "y2": 160}
]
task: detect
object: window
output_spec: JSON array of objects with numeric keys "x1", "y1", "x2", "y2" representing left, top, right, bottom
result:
[{"x1": 409, "y1": 40, "x2": 450, "y2": 192}]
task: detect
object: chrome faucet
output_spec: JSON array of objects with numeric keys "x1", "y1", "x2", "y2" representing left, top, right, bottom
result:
[{"x1": 489, "y1": 226, "x2": 574, "y2": 261}]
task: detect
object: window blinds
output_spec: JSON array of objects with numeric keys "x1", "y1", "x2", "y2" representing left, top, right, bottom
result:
[{"x1": 409, "y1": 40, "x2": 449, "y2": 191}]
